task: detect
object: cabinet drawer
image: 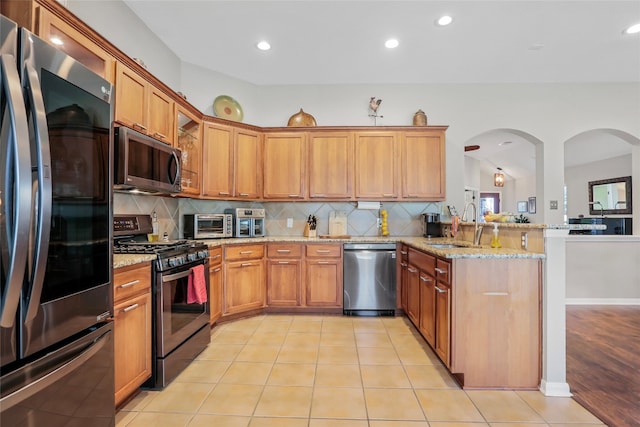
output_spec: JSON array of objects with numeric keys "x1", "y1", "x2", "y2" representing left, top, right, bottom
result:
[
  {"x1": 409, "y1": 248, "x2": 435, "y2": 272},
  {"x1": 225, "y1": 244, "x2": 264, "y2": 261},
  {"x1": 435, "y1": 259, "x2": 451, "y2": 284},
  {"x1": 306, "y1": 244, "x2": 341, "y2": 258},
  {"x1": 268, "y1": 243, "x2": 302, "y2": 258},
  {"x1": 113, "y1": 263, "x2": 151, "y2": 303},
  {"x1": 208, "y1": 246, "x2": 223, "y2": 265}
]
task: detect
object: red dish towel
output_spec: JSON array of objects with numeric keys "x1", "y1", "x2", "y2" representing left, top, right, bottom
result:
[{"x1": 187, "y1": 264, "x2": 207, "y2": 304}]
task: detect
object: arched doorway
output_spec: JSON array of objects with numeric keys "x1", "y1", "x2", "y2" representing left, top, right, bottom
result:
[{"x1": 463, "y1": 128, "x2": 543, "y2": 223}]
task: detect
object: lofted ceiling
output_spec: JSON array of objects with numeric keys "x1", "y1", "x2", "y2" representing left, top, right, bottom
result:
[
  {"x1": 122, "y1": 0, "x2": 640, "y2": 86},
  {"x1": 122, "y1": 0, "x2": 639, "y2": 174}
]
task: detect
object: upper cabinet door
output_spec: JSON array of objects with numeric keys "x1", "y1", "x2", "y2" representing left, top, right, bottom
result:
[
  {"x1": 401, "y1": 131, "x2": 446, "y2": 200},
  {"x1": 115, "y1": 62, "x2": 147, "y2": 132},
  {"x1": 148, "y1": 87, "x2": 174, "y2": 145},
  {"x1": 235, "y1": 129, "x2": 262, "y2": 199},
  {"x1": 308, "y1": 132, "x2": 353, "y2": 199},
  {"x1": 263, "y1": 133, "x2": 306, "y2": 199},
  {"x1": 176, "y1": 107, "x2": 202, "y2": 195},
  {"x1": 37, "y1": 7, "x2": 115, "y2": 82},
  {"x1": 202, "y1": 123, "x2": 234, "y2": 197},
  {"x1": 354, "y1": 132, "x2": 398, "y2": 199}
]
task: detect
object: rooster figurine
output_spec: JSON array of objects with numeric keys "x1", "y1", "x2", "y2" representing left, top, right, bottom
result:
[
  {"x1": 368, "y1": 97, "x2": 383, "y2": 125},
  {"x1": 369, "y1": 97, "x2": 382, "y2": 113}
]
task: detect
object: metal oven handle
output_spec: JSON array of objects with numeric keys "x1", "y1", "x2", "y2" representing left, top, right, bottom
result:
[{"x1": 162, "y1": 267, "x2": 196, "y2": 283}]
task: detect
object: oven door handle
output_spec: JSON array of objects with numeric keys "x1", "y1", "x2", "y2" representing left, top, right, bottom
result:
[{"x1": 162, "y1": 268, "x2": 193, "y2": 283}]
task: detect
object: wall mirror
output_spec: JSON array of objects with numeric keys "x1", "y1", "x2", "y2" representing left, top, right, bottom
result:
[{"x1": 588, "y1": 176, "x2": 632, "y2": 215}]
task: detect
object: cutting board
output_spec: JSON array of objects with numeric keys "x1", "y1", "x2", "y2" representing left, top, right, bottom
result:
[{"x1": 328, "y1": 211, "x2": 347, "y2": 236}]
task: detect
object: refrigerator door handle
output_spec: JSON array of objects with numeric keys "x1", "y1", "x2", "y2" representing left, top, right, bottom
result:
[
  {"x1": 22, "y1": 62, "x2": 52, "y2": 323},
  {"x1": 0, "y1": 328, "x2": 110, "y2": 411},
  {"x1": 0, "y1": 54, "x2": 32, "y2": 328}
]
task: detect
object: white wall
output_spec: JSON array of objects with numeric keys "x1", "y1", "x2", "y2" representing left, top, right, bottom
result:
[
  {"x1": 67, "y1": 0, "x2": 182, "y2": 90},
  {"x1": 565, "y1": 155, "x2": 632, "y2": 218},
  {"x1": 68, "y1": 1, "x2": 640, "y2": 226},
  {"x1": 566, "y1": 236, "x2": 640, "y2": 303}
]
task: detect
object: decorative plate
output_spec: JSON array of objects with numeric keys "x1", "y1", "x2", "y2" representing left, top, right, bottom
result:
[{"x1": 213, "y1": 95, "x2": 243, "y2": 122}]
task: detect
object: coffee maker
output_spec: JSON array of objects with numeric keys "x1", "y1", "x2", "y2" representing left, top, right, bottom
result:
[{"x1": 422, "y1": 213, "x2": 442, "y2": 237}]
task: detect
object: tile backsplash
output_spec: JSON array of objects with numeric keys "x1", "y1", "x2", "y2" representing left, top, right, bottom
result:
[{"x1": 114, "y1": 193, "x2": 442, "y2": 239}]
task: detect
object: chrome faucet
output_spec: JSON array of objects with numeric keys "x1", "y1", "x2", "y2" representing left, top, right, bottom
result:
[
  {"x1": 462, "y1": 202, "x2": 484, "y2": 245},
  {"x1": 589, "y1": 201, "x2": 604, "y2": 218}
]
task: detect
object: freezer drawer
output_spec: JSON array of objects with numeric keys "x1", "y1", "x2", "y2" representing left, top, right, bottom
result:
[{"x1": 0, "y1": 322, "x2": 115, "y2": 426}]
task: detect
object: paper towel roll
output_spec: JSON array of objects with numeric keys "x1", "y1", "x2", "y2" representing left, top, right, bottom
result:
[{"x1": 357, "y1": 201, "x2": 381, "y2": 210}]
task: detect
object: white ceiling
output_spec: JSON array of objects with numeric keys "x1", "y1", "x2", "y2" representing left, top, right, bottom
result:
[
  {"x1": 122, "y1": 0, "x2": 639, "y2": 174},
  {"x1": 122, "y1": 0, "x2": 640, "y2": 86}
]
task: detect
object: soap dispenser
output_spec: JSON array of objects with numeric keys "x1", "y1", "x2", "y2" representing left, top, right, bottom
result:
[{"x1": 490, "y1": 223, "x2": 502, "y2": 248}]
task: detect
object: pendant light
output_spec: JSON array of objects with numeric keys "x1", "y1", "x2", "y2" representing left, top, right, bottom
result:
[{"x1": 494, "y1": 167, "x2": 505, "y2": 187}]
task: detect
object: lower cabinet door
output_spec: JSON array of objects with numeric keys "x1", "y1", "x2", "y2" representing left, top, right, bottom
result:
[
  {"x1": 209, "y1": 263, "x2": 223, "y2": 323},
  {"x1": 225, "y1": 261, "x2": 265, "y2": 314},
  {"x1": 114, "y1": 292, "x2": 151, "y2": 407},
  {"x1": 267, "y1": 259, "x2": 302, "y2": 306},
  {"x1": 305, "y1": 259, "x2": 342, "y2": 307},
  {"x1": 434, "y1": 282, "x2": 451, "y2": 367},
  {"x1": 419, "y1": 273, "x2": 436, "y2": 347},
  {"x1": 406, "y1": 265, "x2": 420, "y2": 325}
]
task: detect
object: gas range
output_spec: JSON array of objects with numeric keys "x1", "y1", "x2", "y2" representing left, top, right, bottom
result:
[{"x1": 114, "y1": 215, "x2": 209, "y2": 271}]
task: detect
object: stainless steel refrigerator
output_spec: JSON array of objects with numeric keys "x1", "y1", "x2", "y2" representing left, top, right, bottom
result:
[{"x1": 1, "y1": 15, "x2": 115, "y2": 426}]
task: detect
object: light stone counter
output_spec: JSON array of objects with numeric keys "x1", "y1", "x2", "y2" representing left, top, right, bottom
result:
[
  {"x1": 112, "y1": 235, "x2": 544, "y2": 268},
  {"x1": 113, "y1": 254, "x2": 156, "y2": 269}
]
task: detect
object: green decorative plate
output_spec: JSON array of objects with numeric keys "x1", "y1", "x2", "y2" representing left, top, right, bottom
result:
[{"x1": 213, "y1": 95, "x2": 243, "y2": 122}]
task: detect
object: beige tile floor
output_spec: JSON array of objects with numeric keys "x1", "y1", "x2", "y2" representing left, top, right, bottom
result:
[{"x1": 117, "y1": 315, "x2": 606, "y2": 427}]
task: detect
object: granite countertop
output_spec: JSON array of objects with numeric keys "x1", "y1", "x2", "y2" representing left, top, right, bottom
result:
[
  {"x1": 112, "y1": 236, "x2": 543, "y2": 268},
  {"x1": 441, "y1": 220, "x2": 607, "y2": 231}
]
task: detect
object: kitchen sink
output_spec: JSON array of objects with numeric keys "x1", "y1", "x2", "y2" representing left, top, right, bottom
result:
[{"x1": 429, "y1": 243, "x2": 468, "y2": 249}]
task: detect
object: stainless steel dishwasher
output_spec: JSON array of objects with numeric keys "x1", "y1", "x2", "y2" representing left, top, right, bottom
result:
[{"x1": 343, "y1": 243, "x2": 397, "y2": 316}]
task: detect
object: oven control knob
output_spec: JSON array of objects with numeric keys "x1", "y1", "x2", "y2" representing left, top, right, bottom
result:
[
  {"x1": 198, "y1": 250, "x2": 209, "y2": 259},
  {"x1": 187, "y1": 253, "x2": 197, "y2": 262},
  {"x1": 168, "y1": 257, "x2": 177, "y2": 267}
]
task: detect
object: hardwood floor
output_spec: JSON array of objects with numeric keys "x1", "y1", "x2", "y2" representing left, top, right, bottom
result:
[{"x1": 566, "y1": 305, "x2": 640, "y2": 427}]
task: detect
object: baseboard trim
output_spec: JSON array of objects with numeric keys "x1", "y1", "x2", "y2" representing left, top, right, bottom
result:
[
  {"x1": 566, "y1": 298, "x2": 640, "y2": 305},
  {"x1": 539, "y1": 379, "x2": 572, "y2": 397}
]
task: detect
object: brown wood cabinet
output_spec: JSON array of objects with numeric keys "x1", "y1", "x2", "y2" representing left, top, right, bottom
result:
[
  {"x1": 405, "y1": 263, "x2": 420, "y2": 326},
  {"x1": 434, "y1": 258, "x2": 451, "y2": 365},
  {"x1": 354, "y1": 131, "x2": 399, "y2": 199},
  {"x1": 401, "y1": 131, "x2": 445, "y2": 200},
  {"x1": 202, "y1": 122, "x2": 262, "y2": 199},
  {"x1": 2, "y1": 1, "x2": 115, "y2": 81},
  {"x1": 176, "y1": 107, "x2": 202, "y2": 195},
  {"x1": 308, "y1": 131, "x2": 353, "y2": 199},
  {"x1": 113, "y1": 263, "x2": 152, "y2": 407},
  {"x1": 405, "y1": 245, "x2": 541, "y2": 389},
  {"x1": 305, "y1": 244, "x2": 343, "y2": 307},
  {"x1": 263, "y1": 132, "x2": 306, "y2": 199},
  {"x1": 224, "y1": 244, "x2": 265, "y2": 315},
  {"x1": 114, "y1": 62, "x2": 174, "y2": 145},
  {"x1": 398, "y1": 244, "x2": 409, "y2": 311},
  {"x1": 266, "y1": 243, "x2": 303, "y2": 307},
  {"x1": 450, "y1": 258, "x2": 541, "y2": 389},
  {"x1": 209, "y1": 246, "x2": 223, "y2": 324}
]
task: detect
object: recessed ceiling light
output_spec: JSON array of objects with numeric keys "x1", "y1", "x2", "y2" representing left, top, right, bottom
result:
[
  {"x1": 256, "y1": 41, "x2": 271, "y2": 51},
  {"x1": 436, "y1": 15, "x2": 453, "y2": 26},
  {"x1": 50, "y1": 36, "x2": 64, "y2": 46},
  {"x1": 623, "y1": 23, "x2": 640, "y2": 35},
  {"x1": 499, "y1": 141, "x2": 513, "y2": 146},
  {"x1": 385, "y1": 38, "x2": 399, "y2": 49}
]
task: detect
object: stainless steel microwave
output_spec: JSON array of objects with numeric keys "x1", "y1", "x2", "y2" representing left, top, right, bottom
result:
[
  {"x1": 114, "y1": 126, "x2": 182, "y2": 194},
  {"x1": 183, "y1": 214, "x2": 234, "y2": 239}
]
